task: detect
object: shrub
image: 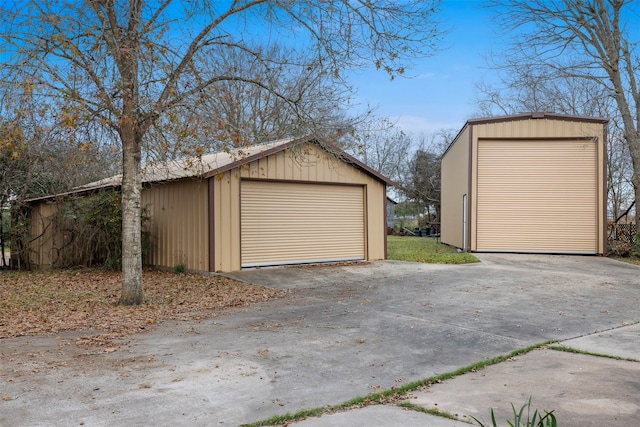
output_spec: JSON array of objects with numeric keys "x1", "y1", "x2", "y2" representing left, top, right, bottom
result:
[
  {"x1": 609, "y1": 240, "x2": 634, "y2": 258},
  {"x1": 50, "y1": 191, "x2": 152, "y2": 269}
]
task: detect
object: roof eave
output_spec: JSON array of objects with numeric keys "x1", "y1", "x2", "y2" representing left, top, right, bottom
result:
[
  {"x1": 24, "y1": 184, "x2": 122, "y2": 204},
  {"x1": 467, "y1": 112, "x2": 609, "y2": 126}
]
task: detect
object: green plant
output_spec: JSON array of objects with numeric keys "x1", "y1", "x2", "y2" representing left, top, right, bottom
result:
[
  {"x1": 174, "y1": 263, "x2": 186, "y2": 274},
  {"x1": 471, "y1": 397, "x2": 557, "y2": 427},
  {"x1": 45, "y1": 190, "x2": 152, "y2": 270}
]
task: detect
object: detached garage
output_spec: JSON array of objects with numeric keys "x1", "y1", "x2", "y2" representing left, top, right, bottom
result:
[
  {"x1": 26, "y1": 136, "x2": 392, "y2": 272},
  {"x1": 441, "y1": 113, "x2": 607, "y2": 255}
]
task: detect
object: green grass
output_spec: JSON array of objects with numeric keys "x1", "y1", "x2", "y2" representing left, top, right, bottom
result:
[
  {"x1": 397, "y1": 401, "x2": 460, "y2": 420},
  {"x1": 388, "y1": 235, "x2": 479, "y2": 264}
]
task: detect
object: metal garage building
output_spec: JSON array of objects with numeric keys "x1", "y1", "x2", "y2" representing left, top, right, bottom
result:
[
  {"x1": 26, "y1": 136, "x2": 392, "y2": 272},
  {"x1": 440, "y1": 112, "x2": 607, "y2": 255}
]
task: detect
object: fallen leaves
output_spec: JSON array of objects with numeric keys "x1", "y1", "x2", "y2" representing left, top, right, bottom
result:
[{"x1": 0, "y1": 269, "x2": 287, "y2": 346}]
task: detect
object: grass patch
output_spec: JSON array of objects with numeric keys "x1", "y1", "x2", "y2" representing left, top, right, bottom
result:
[
  {"x1": 549, "y1": 344, "x2": 640, "y2": 362},
  {"x1": 387, "y1": 235, "x2": 479, "y2": 264},
  {"x1": 397, "y1": 401, "x2": 460, "y2": 420},
  {"x1": 242, "y1": 341, "x2": 557, "y2": 427}
]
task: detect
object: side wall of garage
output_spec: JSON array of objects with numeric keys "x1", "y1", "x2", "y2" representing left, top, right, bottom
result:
[
  {"x1": 25, "y1": 201, "x2": 59, "y2": 268},
  {"x1": 210, "y1": 143, "x2": 386, "y2": 272},
  {"x1": 141, "y1": 179, "x2": 209, "y2": 272},
  {"x1": 441, "y1": 125, "x2": 471, "y2": 249}
]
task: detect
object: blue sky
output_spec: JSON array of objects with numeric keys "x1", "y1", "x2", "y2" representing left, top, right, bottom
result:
[{"x1": 350, "y1": 1, "x2": 499, "y2": 136}]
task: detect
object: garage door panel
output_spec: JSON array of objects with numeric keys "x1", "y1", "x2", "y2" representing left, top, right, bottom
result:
[
  {"x1": 476, "y1": 140, "x2": 597, "y2": 253},
  {"x1": 241, "y1": 181, "x2": 365, "y2": 267}
]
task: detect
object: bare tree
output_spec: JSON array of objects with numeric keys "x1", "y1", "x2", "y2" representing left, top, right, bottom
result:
[
  {"x1": 0, "y1": 1, "x2": 443, "y2": 304},
  {"x1": 400, "y1": 129, "x2": 454, "y2": 222},
  {"x1": 145, "y1": 44, "x2": 361, "y2": 161},
  {"x1": 488, "y1": 0, "x2": 640, "y2": 252},
  {"x1": 608, "y1": 123, "x2": 635, "y2": 220},
  {"x1": 349, "y1": 118, "x2": 413, "y2": 184},
  {"x1": 476, "y1": 67, "x2": 615, "y2": 117}
]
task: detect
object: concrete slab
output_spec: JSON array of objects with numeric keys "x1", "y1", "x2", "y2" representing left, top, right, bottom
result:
[
  {"x1": 558, "y1": 323, "x2": 640, "y2": 360},
  {"x1": 1, "y1": 255, "x2": 639, "y2": 426},
  {"x1": 292, "y1": 405, "x2": 468, "y2": 426},
  {"x1": 407, "y1": 349, "x2": 640, "y2": 427}
]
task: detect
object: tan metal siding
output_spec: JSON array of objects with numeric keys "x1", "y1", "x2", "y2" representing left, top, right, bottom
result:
[
  {"x1": 142, "y1": 179, "x2": 208, "y2": 271},
  {"x1": 476, "y1": 139, "x2": 598, "y2": 253},
  {"x1": 213, "y1": 143, "x2": 386, "y2": 271},
  {"x1": 473, "y1": 118, "x2": 605, "y2": 140},
  {"x1": 441, "y1": 126, "x2": 470, "y2": 249},
  {"x1": 241, "y1": 181, "x2": 365, "y2": 267}
]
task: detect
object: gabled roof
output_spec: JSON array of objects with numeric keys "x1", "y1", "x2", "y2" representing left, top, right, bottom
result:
[
  {"x1": 442, "y1": 112, "x2": 609, "y2": 159},
  {"x1": 27, "y1": 135, "x2": 394, "y2": 203},
  {"x1": 465, "y1": 112, "x2": 608, "y2": 126}
]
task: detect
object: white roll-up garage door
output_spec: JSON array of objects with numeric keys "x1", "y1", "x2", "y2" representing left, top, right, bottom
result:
[
  {"x1": 241, "y1": 180, "x2": 365, "y2": 267},
  {"x1": 476, "y1": 139, "x2": 598, "y2": 253}
]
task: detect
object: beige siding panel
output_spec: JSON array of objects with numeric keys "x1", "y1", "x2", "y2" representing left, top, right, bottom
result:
[
  {"x1": 476, "y1": 139, "x2": 598, "y2": 253},
  {"x1": 142, "y1": 179, "x2": 208, "y2": 271},
  {"x1": 241, "y1": 181, "x2": 365, "y2": 267},
  {"x1": 441, "y1": 126, "x2": 470, "y2": 249},
  {"x1": 473, "y1": 119, "x2": 604, "y2": 140},
  {"x1": 214, "y1": 170, "x2": 243, "y2": 272}
]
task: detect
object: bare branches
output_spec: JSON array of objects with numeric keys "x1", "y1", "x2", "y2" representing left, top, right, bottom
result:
[{"x1": 1, "y1": 1, "x2": 443, "y2": 147}]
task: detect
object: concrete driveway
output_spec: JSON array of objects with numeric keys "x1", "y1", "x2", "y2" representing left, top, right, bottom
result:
[{"x1": 1, "y1": 254, "x2": 639, "y2": 426}]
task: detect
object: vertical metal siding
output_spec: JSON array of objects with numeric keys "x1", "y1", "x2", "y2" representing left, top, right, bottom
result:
[
  {"x1": 441, "y1": 126, "x2": 471, "y2": 249},
  {"x1": 27, "y1": 202, "x2": 58, "y2": 267},
  {"x1": 476, "y1": 139, "x2": 598, "y2": 253},
  {"x1": 240, "y1": 181, "x2": 365, "y2": 267},
  {"x1": 142, "y1": 179, "x2": 208, "y2": 271}
]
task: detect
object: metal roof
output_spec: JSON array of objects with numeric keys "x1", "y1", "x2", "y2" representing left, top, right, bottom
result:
[
  {"x1": 73, "y1": 138, "x2": 293, "y2": 192},
  {"x1": 26, "y1": 135, "x2": 395, "y2": 203}
]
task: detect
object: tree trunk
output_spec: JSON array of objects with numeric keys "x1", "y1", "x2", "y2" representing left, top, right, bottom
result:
[
  {"x1": 0, "y1": 206, "x2": 6, "y2": 269},
  {"x1": 119, "y1": 131, "x2": 144, "y2": 305},
  {"x1": 630, "y1": 138, "x2": 640, "y2": 255}
]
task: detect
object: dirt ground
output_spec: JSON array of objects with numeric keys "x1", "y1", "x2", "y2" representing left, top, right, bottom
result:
[
  {"x1": 1, "y1": 268, "x2": 292, "y2": 405},
  {"x1": 0, "y1": 268, "x2": 289, "y2": 347}
]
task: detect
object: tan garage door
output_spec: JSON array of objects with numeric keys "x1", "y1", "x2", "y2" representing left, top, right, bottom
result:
[
  {"x1": 241, "y1": 180, "x2": 365, "y2": 267},
  {"x1": 476, "y1": 139, "x2": 597, "y2": 253}
]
